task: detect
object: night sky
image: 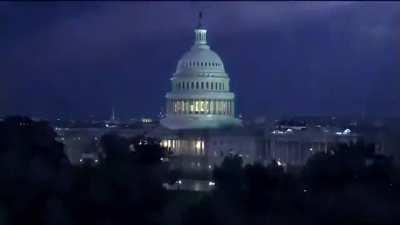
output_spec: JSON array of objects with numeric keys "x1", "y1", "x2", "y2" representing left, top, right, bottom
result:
[{"x1": 1, "y1": 2, "x2": 399, "y2": 120}]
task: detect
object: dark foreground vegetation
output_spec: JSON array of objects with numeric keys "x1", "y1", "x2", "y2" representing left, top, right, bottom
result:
[{"x1": 0, "y1": 116, "x2": 399, "y2": 225}]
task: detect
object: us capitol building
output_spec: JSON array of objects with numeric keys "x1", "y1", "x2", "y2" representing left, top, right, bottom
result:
[
  {"x1": 153, "y1": 17, "x2": 263, "y2": 170},
  {"x1": 56, "y1": 15, "x2": 367, "y2": 174},
  {"x1": 151, "y1": 17, "x2": 359, "y2": 171}
]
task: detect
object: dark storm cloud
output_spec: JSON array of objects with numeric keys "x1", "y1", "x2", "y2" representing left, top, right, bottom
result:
[{"x1": 1, "y1": 2, "x2": 399, "y2": 120}]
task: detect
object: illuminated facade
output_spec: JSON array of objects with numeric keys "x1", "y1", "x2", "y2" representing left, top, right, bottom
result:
[{"x1": 160, "y1": 19, "x2": 241, "y2": 130}]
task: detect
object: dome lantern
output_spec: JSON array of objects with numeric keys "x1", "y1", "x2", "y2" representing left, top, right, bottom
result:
[{"x1": 194, "y1": 11, "x2": 207, "y2": 45}]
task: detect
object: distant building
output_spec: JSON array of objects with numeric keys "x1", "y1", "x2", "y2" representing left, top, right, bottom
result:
[{"x1": 264, "y1": 125, "x2": 359, "y2": 166}]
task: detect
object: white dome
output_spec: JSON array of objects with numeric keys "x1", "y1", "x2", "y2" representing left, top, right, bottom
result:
[
  {"x1": 176, "y1": 46, "x2": 225, "y2": 74},
  {"x1": 161, "y1": 26, "x2": 241, "y2": 130}
]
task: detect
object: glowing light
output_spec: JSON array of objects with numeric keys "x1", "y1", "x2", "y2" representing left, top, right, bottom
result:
[
  {"x1": 208, "y1": 181, "x2": 215, "y2": 186},
  {"x1": 195, "y1": 140, "x2": 202, "y2": 150},
  {"x1": 343, "y1": 128, "x2": 351, "y2": 135},
  {"x1": 141, "y1": 118, "x2": 153, "y2": 123}
]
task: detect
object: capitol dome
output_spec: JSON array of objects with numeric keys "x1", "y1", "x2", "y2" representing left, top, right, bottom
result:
[
  {"x1": 160, "y1": 18, "x2": 242, "y2": 130},
  {"x1": 175, "y1": 46, "x2": 226, "y2": 74}
]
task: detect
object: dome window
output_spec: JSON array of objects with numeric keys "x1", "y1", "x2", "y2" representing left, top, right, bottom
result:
[
  {"x1": 191, "y1": 82, "x2": 194, "y2": 89},
  {"x1": 206, "y1": 82, "x2": 209, "y2": 89},
  {"x1": 196, "y1": 82, "x2": 199, "y2": 89},
  {"x1": 201, "y1": 82, "x2": 204, "y2": 89}
]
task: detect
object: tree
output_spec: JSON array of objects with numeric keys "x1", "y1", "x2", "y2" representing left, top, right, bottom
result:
[
  {"x1": 0, "y1": 116, "x2": 71, "y2": 225},
  {"x1": 213, "y1": 154, "x2": 243, "y2": 195}
]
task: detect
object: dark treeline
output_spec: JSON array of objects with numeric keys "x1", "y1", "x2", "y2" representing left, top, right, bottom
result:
[
  {"x1": 0, "y1": 116, "x2": 167, "y2": 225},
  {"x1": 183, "y1": 145, "x2": 399, "y2": 225},
  {"x1": 0, "y1": 116, "x2": 399, "y2": 225}
]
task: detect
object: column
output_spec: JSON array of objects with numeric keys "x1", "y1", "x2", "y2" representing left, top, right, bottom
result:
[
  {"x1": 209, "y1": 100, "x2": 212, "y2": 114},
  {"x1": 231, "y1": 100, "x2": 234, "y2": 116},
  {"x1": 212, "y1": 100, "x2": 215, "y2": 114},
  {"x1": 228, "y1": 100, "x2": 231, "y2": 115}
]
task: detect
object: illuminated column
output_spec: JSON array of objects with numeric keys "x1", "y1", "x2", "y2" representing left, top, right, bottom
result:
[
  {"x1": 231, "y1": 100, "x2": 234, "y2": 116},
  {"x1": 228, "y1": 100, "x2": 231, "y2": 116},
  {"x1": 223, "y1": 100, "x2": 226, "y2": 115},
  {"x1": 181, "y1": 101, "x2": 185, "y2": 114},
  {"x1": 208, "y1": 99, "x2": 212, "y2": 114},
  {"x1": 212, "y1": 99, "x2": 215, "y2": 114}
]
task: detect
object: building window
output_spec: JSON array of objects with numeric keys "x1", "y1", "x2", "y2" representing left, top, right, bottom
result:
[
  {"x1": 211, "y1": 82, "x2": 214, "y2": 90},
  {"x1": 196, "y1": 82, "x2": 199, "y2": 89},
  {"x1": 191, "y1": 82, "x2": 194, "y2": 89},
  {"x1": 201, "y1": 82, "x2": 204, "y2": 89},
  {"x1": 206, "y1": 82, "x2": 209, "y2": 89}
]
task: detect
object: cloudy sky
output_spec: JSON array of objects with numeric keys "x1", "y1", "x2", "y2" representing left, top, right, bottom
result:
[{"x1": 1, "y1": 2, "x2": 399, "y2": 120}]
